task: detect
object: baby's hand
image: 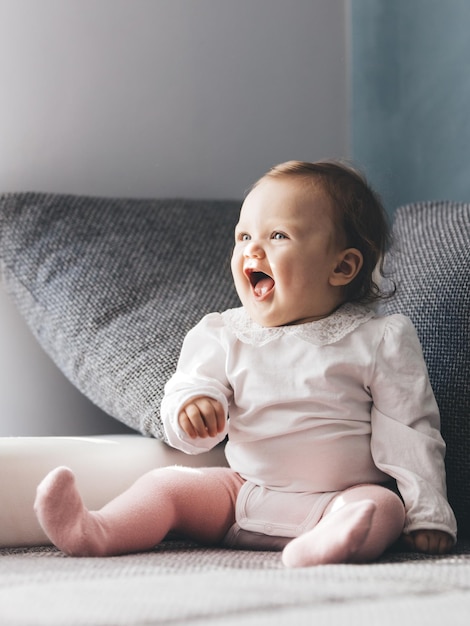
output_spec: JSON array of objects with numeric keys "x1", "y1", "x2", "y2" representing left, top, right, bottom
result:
[
  {"x1": 178, "y1": 397, "x2": 226, "y2": 439},
  {"x1": 401, "y1": 529, "x2": 454, "y2": 554}
]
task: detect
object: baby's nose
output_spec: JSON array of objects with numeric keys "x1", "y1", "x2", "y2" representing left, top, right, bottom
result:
[{"x1": 243, "y1": 241, "x2": 265, "y2": 258}]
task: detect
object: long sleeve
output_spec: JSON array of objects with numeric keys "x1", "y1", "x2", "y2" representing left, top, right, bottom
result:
[
  {"x1": 161, "y1": 313, "x2": 232, "y2": 455},
  {"x1": 369, "y1": 315, "x2": 457, "y2": 540}
]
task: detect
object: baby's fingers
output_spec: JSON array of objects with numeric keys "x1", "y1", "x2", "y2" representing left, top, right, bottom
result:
[
  {"x1": 427, "y1": 531, "x2": 454, "y2": 554},
  {"x1": 178, "y1": 397, "x2": 226, "y2": 438},
  {"x1": 193, "y1": 397, "x2": 225, "y2": 437},
  {"x1": 210, "y1": 399, "x2": 227, "y2": 435},
  {"x1": 403, "y1": 530, "x2": 453, "y2": 554},
  {"x1": 178, "y1": 406, "x2": 205, "y2": 438}
]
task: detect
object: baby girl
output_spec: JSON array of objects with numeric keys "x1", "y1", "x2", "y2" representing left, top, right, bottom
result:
[{"x1": 34, "y1": 160, "x2": 457, "y2": 565}]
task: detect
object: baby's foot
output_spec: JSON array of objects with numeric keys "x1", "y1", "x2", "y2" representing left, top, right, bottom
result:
[
  {"x1": 34, "y1": 466, "x2": 105, "y2": 556},
  {"x1": 282, "y1": 500, "x2": 376, "y2": 567}
]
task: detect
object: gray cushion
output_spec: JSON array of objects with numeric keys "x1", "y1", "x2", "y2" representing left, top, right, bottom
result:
[
  {"x1": 381, "y1": 201, "x2": 470, "y2": 537},
  {"x1": 0, "y1": 193, "x2": 241, "y2": 438}
]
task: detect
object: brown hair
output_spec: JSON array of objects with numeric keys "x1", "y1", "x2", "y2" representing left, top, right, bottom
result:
[{"x1": 253, "y1": 160, "x2": 393, "y2": 305}]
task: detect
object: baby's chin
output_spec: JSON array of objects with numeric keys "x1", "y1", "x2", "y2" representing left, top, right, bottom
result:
[
  {"x1": 246, "y1": 310, "x2": 307, "y2": 328},
  {"x1": 247, "y1": 306, "x2": 338, "y2": 328}
]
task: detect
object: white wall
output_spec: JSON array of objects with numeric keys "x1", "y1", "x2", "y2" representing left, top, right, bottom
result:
[{"x1": 0, "y1": 0, "x2": 349, "y2": 435}]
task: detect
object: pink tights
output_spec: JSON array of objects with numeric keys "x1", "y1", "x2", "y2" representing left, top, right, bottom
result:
[
  {"x1": 34, "y1": 466, "x2": 405, "y2": 566},
  {"x1": 34, "y1": 466, "x2": 242, "y2": 557},
  {"x1": 281, "y1": 483, "x2": 405, "y2": 566}
]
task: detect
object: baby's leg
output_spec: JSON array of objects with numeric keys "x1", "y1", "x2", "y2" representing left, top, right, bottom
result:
[
  {"x1": 34, "y1": 465, "x2": 242, "y2": 557},
  {"x1": 282, "y1": 484, "x2": 405, "y2": 567}
]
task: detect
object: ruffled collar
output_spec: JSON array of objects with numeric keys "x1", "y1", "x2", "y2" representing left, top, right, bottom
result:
[{"x1": 221, "y1": 303, "x2": 375, "y2": 347}]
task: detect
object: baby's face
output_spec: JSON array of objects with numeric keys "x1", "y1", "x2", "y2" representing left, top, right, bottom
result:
[{"x1": 231, "y1": 177, "x2": 347, "y2": 327}]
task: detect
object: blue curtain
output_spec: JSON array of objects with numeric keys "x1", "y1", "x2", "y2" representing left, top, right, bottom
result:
[{"x1": 351, "y1": 0, "x2": 470, "y2": 215}]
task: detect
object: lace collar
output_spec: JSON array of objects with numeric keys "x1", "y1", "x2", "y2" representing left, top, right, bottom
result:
[{"x1": 221, "y1": 303, "x2": 375, "y2": 347}]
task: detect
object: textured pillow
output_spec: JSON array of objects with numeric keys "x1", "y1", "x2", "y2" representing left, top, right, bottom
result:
[
  {"x1": 0, "y1": 193, "x2": 241, "y2": 439},
  {"x1": 381, "y1": 201, "x2": 470, "y2": 537}
]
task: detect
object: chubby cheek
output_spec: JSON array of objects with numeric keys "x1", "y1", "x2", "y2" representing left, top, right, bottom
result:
[
  {"x1": 230, "y1": 254, "x2": 245, "y2": 298},
  {"x1": 230, "y1": 252, "x2": 239, "y2": 282}
]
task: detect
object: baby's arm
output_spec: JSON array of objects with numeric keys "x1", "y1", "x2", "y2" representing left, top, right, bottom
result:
[
  {"x1": 178, "y1": 397, "x2": 226, "y2": 439},
  {"x1": 161, "y1": 313, "x2": 231, "y2": 454},
  {"x1": 401, "y1": 529, "x2": 454, "y2": 554},
  {"x1": 370, "y1": 315, "x2": 457, "y2": 546}
]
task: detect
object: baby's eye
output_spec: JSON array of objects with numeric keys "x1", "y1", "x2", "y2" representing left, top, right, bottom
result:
[
  {"x1": 272, "y1": 232, "x2": 288, "y2": 240},
  {"x1": 237, "y1": 233, "x2": 251, "y2": 242}
]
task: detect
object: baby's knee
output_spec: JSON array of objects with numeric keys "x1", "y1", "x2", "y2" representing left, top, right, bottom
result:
[
  {"x1": 377, "y1": 488, "x2": 405, "y2": 531},
  {"x1": 356, "y1": 485, "x2": 405, "y2": 537},
  {"x1": 328, "y1": 484, "x2": 405, "y2": 531}
]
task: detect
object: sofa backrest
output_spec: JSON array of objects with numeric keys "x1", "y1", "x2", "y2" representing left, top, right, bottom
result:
[{"x1": 381, "y1": 201, "x2": 470, "y2": 537}]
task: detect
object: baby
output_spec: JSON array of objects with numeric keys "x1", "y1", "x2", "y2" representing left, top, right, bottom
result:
[{"x1": 34, "y1": 161, "x2": 457, "y2": 566}]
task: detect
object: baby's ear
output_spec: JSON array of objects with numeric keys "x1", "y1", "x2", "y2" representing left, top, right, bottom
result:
[{"x1": 329, "y1": 248, "x2": 363, "y2": 286}]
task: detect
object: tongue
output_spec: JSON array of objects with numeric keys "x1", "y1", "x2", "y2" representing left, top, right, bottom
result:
[{"x1": 254, "y1": 276, "x2": 274, "y2": 297}]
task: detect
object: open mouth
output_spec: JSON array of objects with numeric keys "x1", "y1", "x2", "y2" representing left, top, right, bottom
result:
[{"x1": 246, "y1": 270, "x2": 275, "y2": 298}]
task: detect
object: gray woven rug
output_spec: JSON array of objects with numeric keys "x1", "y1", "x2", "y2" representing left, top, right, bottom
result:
[{"x1": 1, "y1": 540, "x2": 469, "y2": 625}]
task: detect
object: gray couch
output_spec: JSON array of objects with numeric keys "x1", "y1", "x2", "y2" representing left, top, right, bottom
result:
[{"x1": 0, "y1": 193, "x2": 469, "y2": 625}]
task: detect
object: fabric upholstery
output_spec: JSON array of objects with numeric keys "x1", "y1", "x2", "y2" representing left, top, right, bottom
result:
[
  {"x1": 0, "y1": 193, "x2": 241, "y2": 438},
  {"x1": 1, "y1": 539, "x2": 470, "y2": 625},
  {"x1": 381, "y1": 201, "x2": 470, "y2": 537}
]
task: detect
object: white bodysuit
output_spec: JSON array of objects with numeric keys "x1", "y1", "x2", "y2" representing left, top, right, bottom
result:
[{"x1": 162, "y1": 304, "x2": 457, "y2": 541}]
